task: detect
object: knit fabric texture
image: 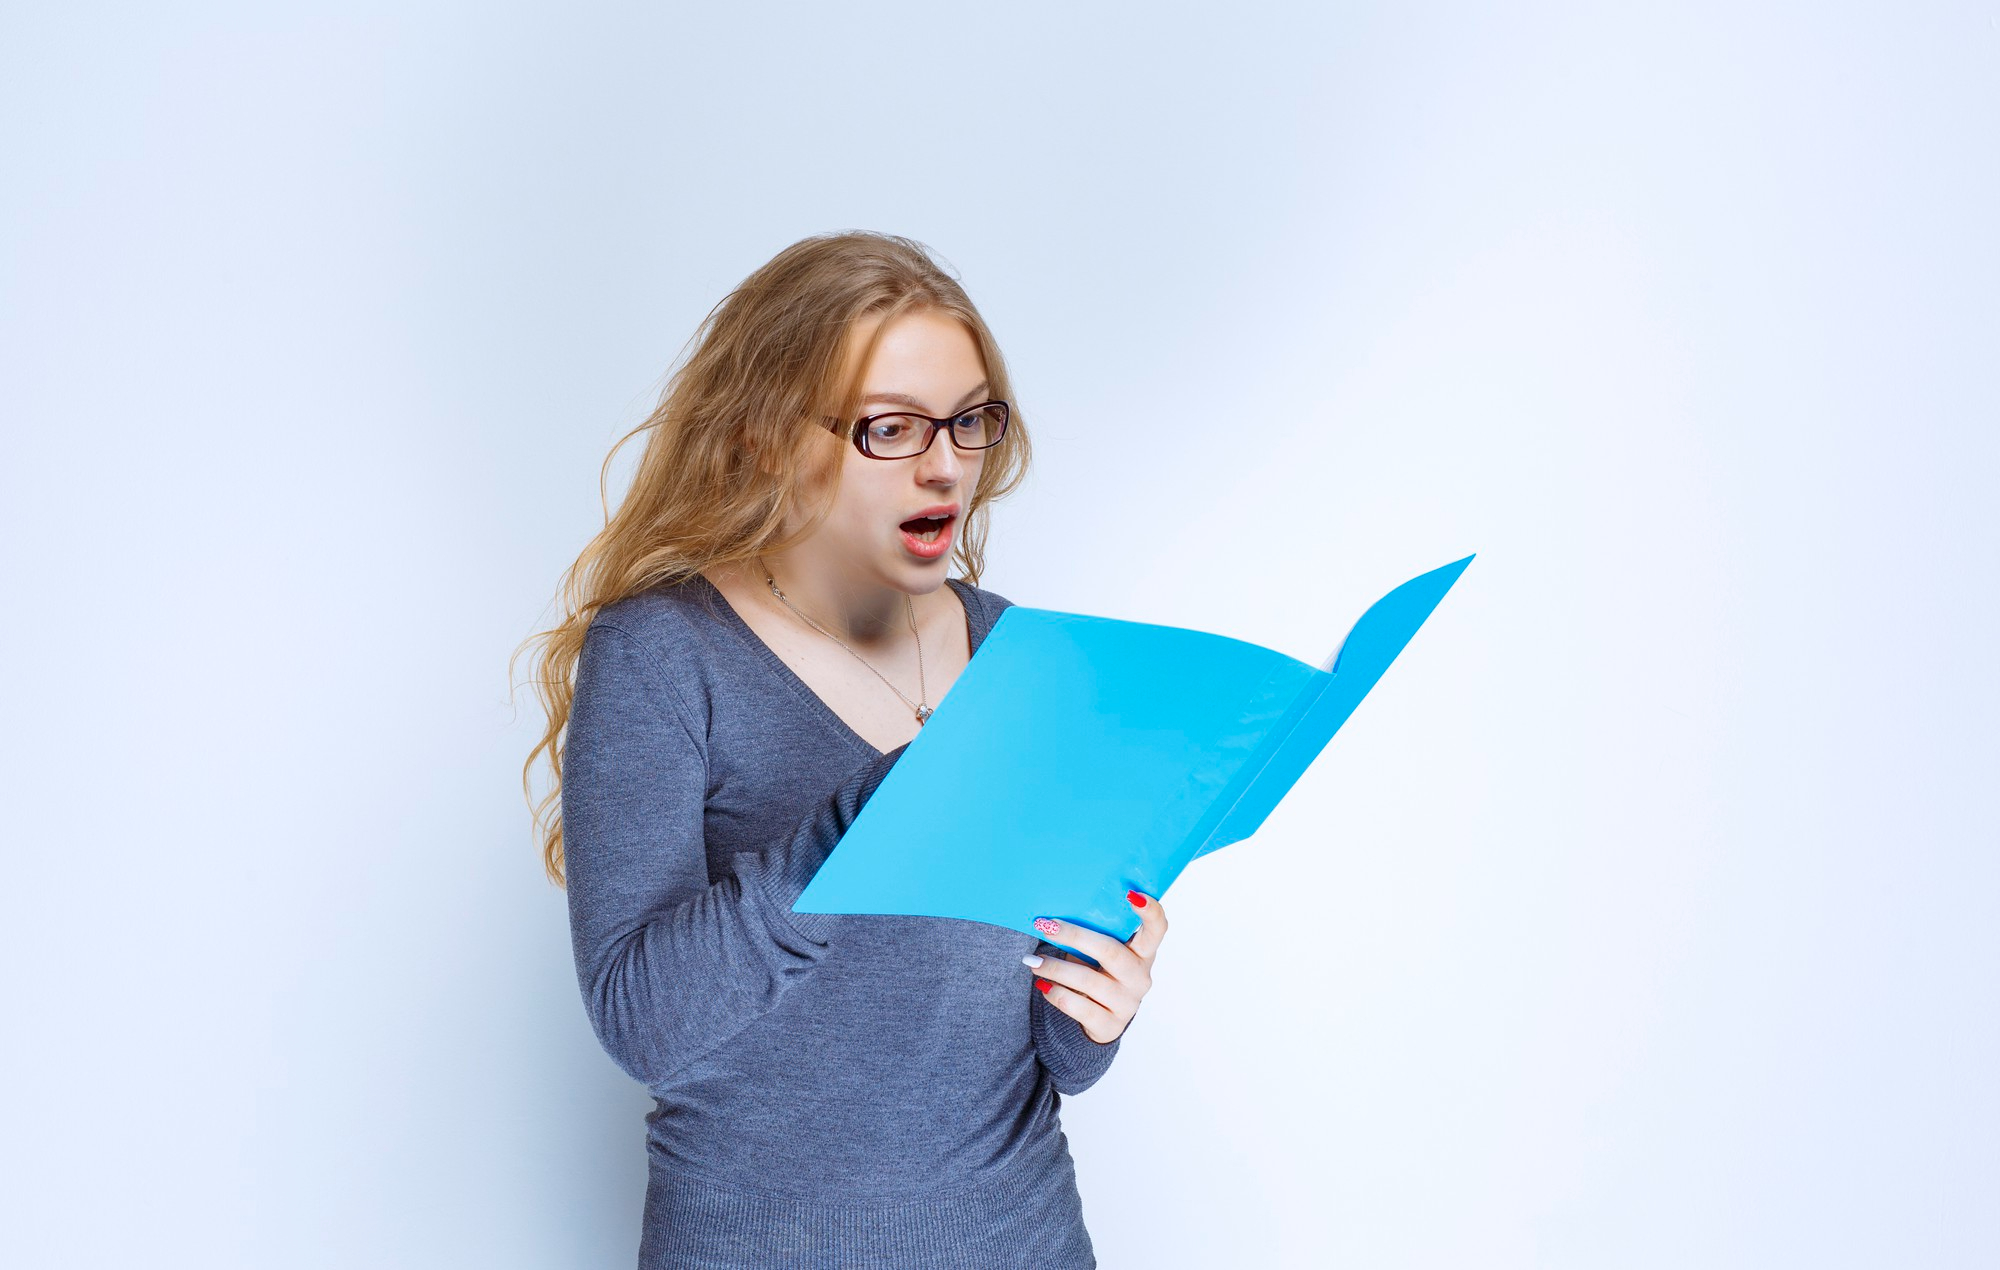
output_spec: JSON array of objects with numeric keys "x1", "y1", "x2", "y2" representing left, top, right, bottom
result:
[{"x1": 562, "y1": 573, "x2": 1125, "y2": 1269}]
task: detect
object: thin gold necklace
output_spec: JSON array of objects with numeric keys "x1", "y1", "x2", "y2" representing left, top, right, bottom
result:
[{"x1": 762, "y1": 566, "x2": 932, "y2": 725}]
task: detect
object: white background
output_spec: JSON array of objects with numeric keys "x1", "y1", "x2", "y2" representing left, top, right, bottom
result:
[{"x1": 3, "y1": 3, "x2": 1994, "y2": 1266}]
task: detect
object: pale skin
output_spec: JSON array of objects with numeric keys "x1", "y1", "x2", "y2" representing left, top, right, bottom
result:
[{"x1": 702, "y1": 306, "x2": 1167, "y2": 1045}]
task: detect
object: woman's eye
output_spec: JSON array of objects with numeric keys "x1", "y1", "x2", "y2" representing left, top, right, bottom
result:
[{"x1": 869, "y1": 421, "x2": 911, "y2": 441}]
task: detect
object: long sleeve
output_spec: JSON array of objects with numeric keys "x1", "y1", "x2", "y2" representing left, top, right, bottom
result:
[
  {"x1": 1029, "y1": 939, "x2": 1128, "y2": 1095},
  {"x1": 562, "y1": 620, "x2": 908, "y2": 1093}
]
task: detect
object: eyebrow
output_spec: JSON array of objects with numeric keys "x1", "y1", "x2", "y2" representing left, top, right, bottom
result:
[{"x1": 861, "y1": 382, "x2": 990, "y2": 414}]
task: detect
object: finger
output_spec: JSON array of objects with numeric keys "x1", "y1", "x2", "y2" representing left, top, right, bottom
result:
[
  {"x1": 1034, "y1": 973, "x2": 1122, "y2": 1042},
  {"x1": 1027, "y1": 950, "x2": 1133, "y2": 1014},
  {"x1": 1035, "y1": 946, "x2": 1115, "y2": 982},
  {"x1": 1031, "y1": 915, "x2": 1144, "y2": 980},
  {"x1": 1122, "y1": 889, "x2": 1170, "y2": 962}
]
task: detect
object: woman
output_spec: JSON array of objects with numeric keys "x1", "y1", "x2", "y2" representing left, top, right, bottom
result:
[{"x1": 519, "y1": 231, "x2": 1168, "y2": 1268}]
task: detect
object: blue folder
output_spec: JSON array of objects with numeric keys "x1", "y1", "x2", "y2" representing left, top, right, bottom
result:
[{"x1": 794, "y1": 553, "x2": 1475, "y2": 957}]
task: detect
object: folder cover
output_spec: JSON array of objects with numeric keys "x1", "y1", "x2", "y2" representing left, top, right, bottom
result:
[{"x1": 793, "y1": 553, "x2": 1475, "y2": 956}]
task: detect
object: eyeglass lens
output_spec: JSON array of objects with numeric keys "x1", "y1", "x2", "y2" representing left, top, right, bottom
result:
[{"x1": 860, "y1": 404, "x2": 1008, "y2": 458}]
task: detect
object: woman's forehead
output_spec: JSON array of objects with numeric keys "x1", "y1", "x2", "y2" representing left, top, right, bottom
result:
[{"x1": 850, "y1": 313, "x2": 986, "y2": 409}]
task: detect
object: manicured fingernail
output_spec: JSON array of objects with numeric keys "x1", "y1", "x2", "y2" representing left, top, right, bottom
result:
[
  {"x1": 1035, "y1": 978, "x2": 1052, "y2": 992},
  {"x1": 1127, "y1": 890, "x2": 1148, "y2": 908},
  {"x1": 1033, "y1": 917, "x2": 1060, "y2": 936},
  {"x1": 1021, "y1": 954, "x2": 1044, "y2": 968}
]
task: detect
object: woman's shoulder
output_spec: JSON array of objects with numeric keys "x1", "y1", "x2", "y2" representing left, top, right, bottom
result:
[
  {"x1": 585, "y1": 574, "x2": 737, "y2": 673},
  {"x1": 577, "y1": 577, "x2": 743, "y2": 733},
  {"x1": 593, "y1": 572, "x2": 725, "y2": 630},
  {"x1": 948, "y1": 576, "x2": 1018, "y2": 627}
]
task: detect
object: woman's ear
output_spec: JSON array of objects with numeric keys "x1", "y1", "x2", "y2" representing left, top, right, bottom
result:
[{"x1": 738, "y1": 433, "x2": 778, "y2": 477}]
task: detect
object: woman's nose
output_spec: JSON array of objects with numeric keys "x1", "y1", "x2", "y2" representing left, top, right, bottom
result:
[{"x1": 918, "y1": 433, "x2": 966, "y2": 481}]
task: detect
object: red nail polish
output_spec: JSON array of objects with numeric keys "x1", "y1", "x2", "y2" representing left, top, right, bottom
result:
[
  {"x1": 1035, "y1": 978, "x2": 1052, "y2": 993},
  {"x1": 1127, "y1": 890, "x2": 1148, "y2": 908}
]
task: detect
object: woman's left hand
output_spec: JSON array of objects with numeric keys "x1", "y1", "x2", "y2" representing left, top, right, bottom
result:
[{"x1": 1027, "y1": 891, "x2": 1168, "y2": 1044}]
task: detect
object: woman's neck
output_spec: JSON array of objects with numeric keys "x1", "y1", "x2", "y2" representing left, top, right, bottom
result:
[{"x1": 730, "y1": 553, "x2": 932, "y2": 654}]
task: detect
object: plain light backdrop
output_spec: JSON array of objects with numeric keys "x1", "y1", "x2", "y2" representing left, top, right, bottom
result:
[{"x1": 3, "y1": 2, "x2": 1994, "y2": 1267}]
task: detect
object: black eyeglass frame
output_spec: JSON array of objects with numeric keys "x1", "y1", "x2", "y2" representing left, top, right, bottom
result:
[{"x1": 819, "y1": 400, "x2": 1012, "y2": 460}]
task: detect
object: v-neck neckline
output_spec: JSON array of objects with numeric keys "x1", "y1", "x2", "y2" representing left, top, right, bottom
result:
[{"x1": 689, "y1": 571, "x2": 991, "y2": 759}]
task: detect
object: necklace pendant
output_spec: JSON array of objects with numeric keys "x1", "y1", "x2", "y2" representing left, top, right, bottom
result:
[{"x1": 915, "y1": 704, "x2": 933, "y2": 724}]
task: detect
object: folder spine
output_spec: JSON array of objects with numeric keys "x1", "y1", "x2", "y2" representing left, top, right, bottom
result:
[{"x1": 1176, "y1": 670, "x2": 1335, "y2": 865}]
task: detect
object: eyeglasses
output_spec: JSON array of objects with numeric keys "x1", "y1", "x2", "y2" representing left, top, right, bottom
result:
[{"x1": 820, "y1": 400, "x2": 1011, "y2": 460}]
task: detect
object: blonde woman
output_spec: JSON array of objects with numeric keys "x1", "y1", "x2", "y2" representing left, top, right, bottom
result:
[{"x1": 520, "y1": 231, "x2": 1168, "y2": 1268}]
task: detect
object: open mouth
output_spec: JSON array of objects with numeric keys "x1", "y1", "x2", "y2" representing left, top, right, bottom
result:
[
  {"x1": 899, "y1": 513, "x2": 952, "y2": 543},
  {"x1": 898, "y1": 512, "x2": 956, "y2": 557}
]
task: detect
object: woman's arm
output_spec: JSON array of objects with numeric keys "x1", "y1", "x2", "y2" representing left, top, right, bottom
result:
[{"x1": 562, "y1": 620, "x2": 906, "y2": 1093}]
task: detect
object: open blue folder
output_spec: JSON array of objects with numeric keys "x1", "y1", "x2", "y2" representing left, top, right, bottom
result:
[{"x1": 794, "y1": 553, "x2": 1475, "y2": 957}]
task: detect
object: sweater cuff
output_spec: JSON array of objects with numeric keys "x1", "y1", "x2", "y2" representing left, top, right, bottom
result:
[
  {"x1": 758, "y1": 742, "x2": 912, "y2": 946},
  {"x1": 1033, "y1": 987, "x2": 1128, "y2": 1094},
  {"x1": 757, "y1": 850, "x2": 840, "y2": 946}
]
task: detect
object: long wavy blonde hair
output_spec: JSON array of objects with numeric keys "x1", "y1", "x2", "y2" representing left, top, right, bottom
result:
[{"x1": 513, "y1": 231, "x2": 1032, "y2": 887}]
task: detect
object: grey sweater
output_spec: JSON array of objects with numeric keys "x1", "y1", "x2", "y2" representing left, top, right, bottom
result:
[{"x1": 562, "y1": 573, "x2": 1123, "y2": 1269}]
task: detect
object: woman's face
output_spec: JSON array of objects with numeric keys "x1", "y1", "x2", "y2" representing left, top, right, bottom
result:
[{"x1": 813, "y1": 307, "x2": 991, "y2": 591}]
